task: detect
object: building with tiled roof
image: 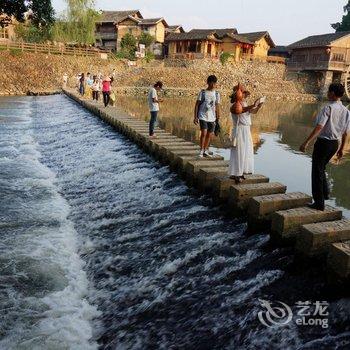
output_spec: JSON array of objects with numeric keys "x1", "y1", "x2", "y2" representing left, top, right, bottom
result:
[
  {"x1": 287, "y1": 32, "x2": 350, "y2": 96},
  {"x1": 165, "y1": 28, "x2": 275, "y2": 60}
]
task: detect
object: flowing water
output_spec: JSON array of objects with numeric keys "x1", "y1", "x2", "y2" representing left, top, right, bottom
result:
[{"x1": 0, "y1": 94, "x2": 350, "y2": 350}]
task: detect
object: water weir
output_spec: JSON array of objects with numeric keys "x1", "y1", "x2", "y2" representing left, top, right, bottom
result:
[{"x1": 63, "y1": 89, "x2": 350, "y2": 285}]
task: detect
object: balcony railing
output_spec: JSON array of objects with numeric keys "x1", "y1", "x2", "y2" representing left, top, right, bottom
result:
[{"x1": 97, "y1": 32, "x2": 117, "y2": 40}]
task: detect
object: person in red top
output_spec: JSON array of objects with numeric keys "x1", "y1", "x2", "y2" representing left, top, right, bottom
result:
[{"x1": 102, "y1": 77, "x2": 111, "y2": 107}]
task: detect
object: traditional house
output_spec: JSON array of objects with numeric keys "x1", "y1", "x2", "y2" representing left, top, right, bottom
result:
[
  {"x1": 268, "y1": 46, "x2": 291, "y2": 59},
  {"x1": 96, "y1": 10, "x2": 169, "y2": 56},
  {"x1": 0, "y1": 15, "x2": 16, "y2": 42},
  {"x1": 165, "y1": 30, "x2": 223, "y2": 59},
  {"x1": 238, "y1": 31, "x2": 275, "y2": 59},
  {"x1": 96, "y1": 10, "x2": 143, "y2": 50},
  {"x1": 138, "y1": 18, "x2": 169, "y2": 56},
  {"x1": 166, "y1": 25, "x2": 185, "y2": 35},
  {"x1": 288, "y1": 32, "x2": 350, "y2": 95},
  {"x1": 165, "y1": 28, "x2": 275, "y2": 60}
]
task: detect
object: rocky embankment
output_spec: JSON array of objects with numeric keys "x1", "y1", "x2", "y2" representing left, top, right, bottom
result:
[{"x1": 0, "y1": 51, "x2": 319, "y2": 101}]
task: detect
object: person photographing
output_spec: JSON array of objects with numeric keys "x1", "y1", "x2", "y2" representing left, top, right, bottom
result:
[{"x1": 300, "y1": 83, "x2": 350, "y2": 211}]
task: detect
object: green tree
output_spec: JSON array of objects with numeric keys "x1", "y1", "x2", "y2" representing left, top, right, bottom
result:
[
  {"x1": 53, "y1": 0, "x2": 100, "y2": 44},
  {"x1": 0, "y1": 0, "x2": 27, "y2": 27},
  {"x1": 332, "y1": 1, "x2": 350, "y2": 31},
  {"x1": 139, "y1": 32, "x2": 155, "y2": 48},
  {"x1": 119, "y1": 33, "x2": 137, "y2": 59},
  {"x1": 30, "y1": 0, "x2": 55, "y2": 27}
]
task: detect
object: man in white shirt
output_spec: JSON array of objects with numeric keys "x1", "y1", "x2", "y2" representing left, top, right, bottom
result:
[
  {"x1": 193, "y1": 75, "x2": 221, "y2": 157},
  {"x1": 300, "y1": 83, "x2": 350, "y2": 210},
  {"x1": 148, "y1": 81, "x2": 163, "y2": 137}
]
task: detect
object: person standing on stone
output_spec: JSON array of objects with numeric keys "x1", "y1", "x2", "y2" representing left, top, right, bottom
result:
[
  {"x1": 102, "y1": 76, "x2": 111, "y2": 107},
  {"x1": 92, "y1": 76, "x2": 100, "y2": 102},
  {"x1": 79, "y1": 73, "x2": 85, "y2": 96},
  {"x1": 228, "y1": 86, "x2": 263, "y2": 183},
  {"x1": 300, "y1": 83, "x2": 350, "y2": 211},
  {"x1": 148, "y1": 81, "x2": 163, "y2": 138},
  {"x1": 62, "y1": 73, "x2": 68, "y2": 89},
  {"x1": 193, "y1": 75, "x2": 221, "y2": 158}
]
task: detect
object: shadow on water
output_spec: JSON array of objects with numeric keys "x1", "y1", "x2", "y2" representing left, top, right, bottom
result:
[{"x1": 0, "y1": 94, "x2": 349, "y2": 349}]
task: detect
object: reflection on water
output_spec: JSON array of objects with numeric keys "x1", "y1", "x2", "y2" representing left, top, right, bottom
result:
[{"x1": 115, "y1": 95, "x2": 350, "y2": 217}]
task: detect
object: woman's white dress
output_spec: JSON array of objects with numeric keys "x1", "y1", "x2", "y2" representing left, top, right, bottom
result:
[{"x1": 228, "y1": 104, "x2": 254, "y2": 177}]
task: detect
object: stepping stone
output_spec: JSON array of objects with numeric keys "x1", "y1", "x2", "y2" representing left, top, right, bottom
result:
[
  {"x1": 197, "y1": 167, "x2": 229, "y2": 192},
  {"x1": 171, "y1": 155, "x2": 224, "y2": 174},
  {"x1": 296, "y1": 219, "x2": 350, "y2": 257},
  {"x1": 185, "y1": 160, "x2": 229, "y2": 178},
  {"x1": 271, "y1": 206, "x2": 343, "y2": 243},
  {"x1": 228, "y1": 182, "x2": 286, "y2": 213},
  {"x1": 327, "y1": 241, "x2": 350, "y2": 282},
  {"x1": 212, "y1": 175, "x2": 269, "y2": 203},
  {"x1": 247, "y1": 192, "x2": 312, "y2": 231}
]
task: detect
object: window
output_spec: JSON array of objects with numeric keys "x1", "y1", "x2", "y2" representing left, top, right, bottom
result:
[
  {"x1": 332, "y1": 53, "x2": 345, "y2": 62},
  {"x1": 0, "y1": 28, "x2": 9, "y2": 39},
  {"x1": 176, "y1": 42, "x2": 182, "y2": 53},
  {"x1": 294, "y1": 54, "x2": 307, "y2": 62}
]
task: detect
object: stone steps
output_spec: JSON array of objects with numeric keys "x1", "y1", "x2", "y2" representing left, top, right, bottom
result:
[
  {"x1": 247, "y1": 192, "x2": 312, "y2": 231},
  {"x1": 327, "y1": 241, "x2": 350, "y2": 283},
  {"x1": 296, "y1": 219, "x2": 350, "y2": 257},
  {"x1": 212, "y1": 175, "x2": 269, "y2": 203},
  {"x1": 271, "y1": 206, "x2": 343, "y2": 243},
  {"x1": 185, "y1": 160, "x2": 229, "y2": 180},
  {"x1": 228, "y1": 182, "x2": 287, "y2": 214},
  {"x1": 197, "y1": 167, "x2": 229, "y2": 192},
  {"x1": 171, "y1": 155, "x2": 224, "y2": 174}
]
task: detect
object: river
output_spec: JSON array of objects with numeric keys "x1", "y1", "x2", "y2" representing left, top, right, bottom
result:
[{"x1": 0, "y1": 94, "x2": 349, "y2": 349}]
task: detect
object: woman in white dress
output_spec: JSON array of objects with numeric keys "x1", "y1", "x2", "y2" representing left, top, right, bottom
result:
[{"x1": 228, "y1": 88, "x2": 263, "y2": 184}]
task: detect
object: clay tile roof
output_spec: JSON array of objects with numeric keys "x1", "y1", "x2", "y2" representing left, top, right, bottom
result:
[
  {"x1": 166, "y1": 25, "x2": 185, "y2": 33},
  {"x1": 139, "y1": 17, "x2": 168, "y2": 27},
  {"x1": 100, "y1": 10, "x2": 142, "y2": 23},
  {"x1": 190, "y1": 28, "x2": 238, "y2": 38},
  {"x1": 239, "y1": 31, "x2": 275, "y2": 47},
  {"x1": 224, "y1": 33, "x2": 254, "y2": 45},
  {"x1": 288, "y1": 32, "x2": 350, "y2": 49},
  {"x1": 165, "y1": 32, "x2": 222, "y2": 42}
]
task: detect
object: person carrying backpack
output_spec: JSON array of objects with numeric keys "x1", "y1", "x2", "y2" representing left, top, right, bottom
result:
[{"x1": 193, "y1": 75, "x2": 221, "y2": 157}]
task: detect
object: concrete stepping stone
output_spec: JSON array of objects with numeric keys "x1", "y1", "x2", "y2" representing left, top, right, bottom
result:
[
  {"x1": 247, "y1": 192, "x2": 312, "y2": 231},
  {"x1": 327, "y1": 241, "x2": 350, "y2": 283},
  {"x1": 185, "y1": 160, "x2": 229, "y2": 180},
  {"x1": 171, "y1": 155, "x2": 224, "y2": 174},
  {"x1": 197, "y1": 167, "x2": 229, "y2": 192},
  {"x1": 228, "y1": 182, "x2": 286, "y2": 214},
  {"x1": 212, "y1": 175, "x2": 269, "y2": 203},
  {"x1": 271, "y1": 206, "x2": 343, "y2": 243},
  {"x1": 296, "y1": 219, "x2": 350, "y2": 257}
]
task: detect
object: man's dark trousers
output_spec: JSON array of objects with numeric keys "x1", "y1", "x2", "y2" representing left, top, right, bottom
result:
[
  {"x1": 149, "y1": 111, "x2": 158, "y2": 136},
  {"x1": 312, "y1": 138, "x2": 339, "y2": 209}
]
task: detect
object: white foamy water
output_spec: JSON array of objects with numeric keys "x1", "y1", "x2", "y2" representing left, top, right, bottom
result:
[{"x1": 0, "y1": 97, "x2": 99, "y2": 350}]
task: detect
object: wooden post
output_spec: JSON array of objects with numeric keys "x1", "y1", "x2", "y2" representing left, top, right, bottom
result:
[
  {"x1": 34, "y1": 43, "x2": 37, "y2": 53},
  {"x1": 21, "y1": 41, "x2": 24, "y2": 52}
]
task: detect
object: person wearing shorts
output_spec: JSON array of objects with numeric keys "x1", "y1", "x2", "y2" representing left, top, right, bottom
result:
[{"x1": 194, "y1": 75, "x2": 221, "y2": 157}]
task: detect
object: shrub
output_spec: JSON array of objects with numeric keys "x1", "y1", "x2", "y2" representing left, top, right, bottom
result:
[
  {"x1": 143, "y1": 51, "x2": 155, "y2": 63},
  {"x1": 139, "y1": 32, "x2": 155, "y2": 48},
  {"x1": 220, "y1": 52, "x2": 232, "y2": 65}
]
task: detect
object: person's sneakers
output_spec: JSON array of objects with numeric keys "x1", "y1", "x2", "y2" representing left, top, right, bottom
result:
[
  {"x1": 198, "y1": 150, "x2": 204, "y2": 158},
  {"x1": 203, "y1": 150, "x2": 212, "y2": 158},
  {"x1": 307, "y1": 203, "x2": 325, "y2": 211}
]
